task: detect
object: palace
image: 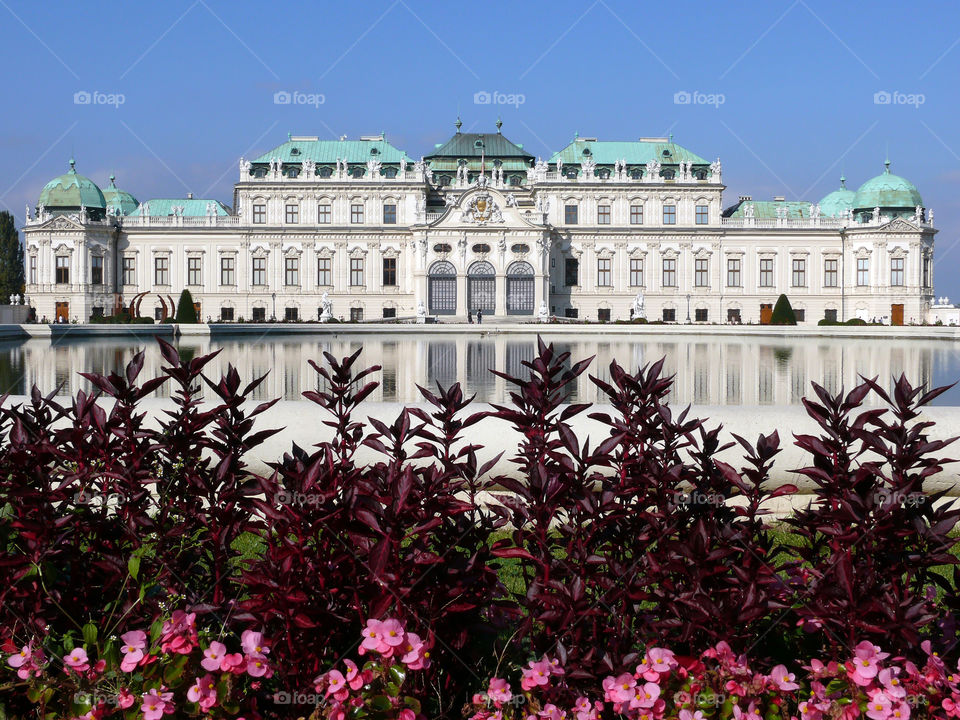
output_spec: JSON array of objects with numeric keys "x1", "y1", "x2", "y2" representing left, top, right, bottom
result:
[{"x1": 22, "y1": 120, "x2": 936, "y2": 325}]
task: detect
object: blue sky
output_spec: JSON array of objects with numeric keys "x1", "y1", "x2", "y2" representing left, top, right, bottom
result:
[{"x1": 1, "y1": 0, "x2": 959, "y2": 296}]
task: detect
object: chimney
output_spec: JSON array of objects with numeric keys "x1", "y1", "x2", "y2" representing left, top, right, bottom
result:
[
  {"x1": 773, "y1": 195, "x2": 785, "y2": 202},
  {"x1": 187, "y1": 192, "x2": 194, "y2": 200},
  {"x1": 738, "y1": 195, "x2": 752, "y2": 203}
]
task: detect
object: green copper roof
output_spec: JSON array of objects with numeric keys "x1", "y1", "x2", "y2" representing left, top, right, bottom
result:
[
  {"x1": 853, "y1": 161, "x2": 922, "y2": 210},
  {"x1": 253, "y1": 136, "x2": 412, "y2": 165},
  {"x1": 101, "y1": 174, "x2": 140, "y2": 216},
  {"x1": 425, "y1": 131, "x2": 534, "y2": 161},
  {"x1": 38, "y1": 159, "x2": 106, "y2": 209},
  {"x1": 129, "y1": 198, "x2": 231, "y2": 217},
  {"x1": 549, "y1": 138, "x2": 709, "y2": 166},
  {"x1": 819, "y1": 176, "x2": 855, "y2": 218},
  {"x1": 723, "y1": 200, "x2": 812, "y2": 219}
]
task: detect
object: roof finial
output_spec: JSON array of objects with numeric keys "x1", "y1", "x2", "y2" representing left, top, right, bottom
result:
[
  {"x1": 574, "y1": 130, "x2": 578, "y2": 139},
  {"x1": 455, "y1": 116, "x2": 462, "y2": 133},
  {"x1": 496, "y1": 116, "x2": 502, "y2": 133},
  {"x1": 287, "y1": 132, "x2": 291, "y2": 141},
  {"x1": 669, "y1": 132, "x2": 674, "y2": 142},
  {"x1": 885, "y1": 144, "x2": 890, "y2": 173},
  {"x1": 109, "y1": 173, "x2": 116, "y2": 185},
  {"x1": 69, "y1": 157, "x2": 76, "y2": 171},
  {"x1": 840, "y1": 173, "x2": 846, "y2": 188}
]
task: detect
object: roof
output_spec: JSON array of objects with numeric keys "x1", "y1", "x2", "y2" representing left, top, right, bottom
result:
[
  {"x1": 38, "y1": 159, "x2": 106, "y2": 209},
  {"x1": 253, "y1": 135, "x2": 412, "y2": 165},
  {"x1": 549, "y1": 137, "x2": 709, "y2": 166},
  {"x1": 819, "y1": 177, "x2": 855, "y2": 218},
  {"x1": 101, "y1": 174, "x2": 140, "y2": 216},
  {"x1": 129, "y1": 198, "x2": 231, "y2": 217},
  {"x1": 425, "y1": 131, "x2": 534, "y2": 160},
  {"x1": 853, "y1": 161, "x2": 923, "y2": 210},
  {"x1": 723, "y1": 199, "x2": 813, "y2": 219}
]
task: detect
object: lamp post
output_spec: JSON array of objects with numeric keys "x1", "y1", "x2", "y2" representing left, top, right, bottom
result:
[{"x1": 686, "y1": 294, "x2": 691, "y2": 323}]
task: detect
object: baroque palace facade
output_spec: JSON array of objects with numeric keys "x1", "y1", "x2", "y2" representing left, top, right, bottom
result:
[{"x1": 22, "y1": 121, "x2": 936, "y2": 325}]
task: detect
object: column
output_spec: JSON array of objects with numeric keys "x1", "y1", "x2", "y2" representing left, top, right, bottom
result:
[{"x1": 495, "y1": 273, "x2": 506, "y2": 316}]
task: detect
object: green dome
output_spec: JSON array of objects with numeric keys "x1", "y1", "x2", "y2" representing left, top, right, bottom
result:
[
  {"x1": 819, "y1": 175, "x2": 856, "y2": 217},
  {"x1": 101, "y1": 174, "x2": 139, "y2": 216},
  {"x1": 38, "y1": 159, "x2": 106, "y2": 212},
  {"x1": 853, "y1": 161, "x2": 922, "y2": 211}
]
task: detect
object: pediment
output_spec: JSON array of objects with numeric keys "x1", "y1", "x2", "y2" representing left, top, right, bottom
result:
[
  {"x1": 428, "y1": 186, "x2": 544, "y2": 230},
  {"x1": 37, "y1": 215, "x2": 84, "y2": 231},
  {"x1": 882, "y1": 217, "x2": 920, "y2": 232}
]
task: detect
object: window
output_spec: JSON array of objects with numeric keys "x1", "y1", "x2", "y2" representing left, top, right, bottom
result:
[
  {"x1": 857, "y1": 258, "x2": 869, "y2": 286},
  {"x1": 564, "y1": 204, "x2": 578, "y2": 224},
  {"x1": 187, "y1": 257, "x2": 201, "y2": 286},
  {"x1": 824, "y1": 309, "x2": 838, "y2": 322},
  {"x1": 794, "y1": 309, "x2": 805, "y2": 322},
  {"x1": 317, "y1": 204, "x2": 331, "y2": 224},
  {"x1": 252, "y1": 307, "x2": 266, "y2": 321},
  {"x1": 891, "y1": 257, "x2": 904, "y2": 286},
  {"x1": 662, "y1": 204, "x2": 676, "y2": 224},
  {"x1": 726, "y1": 258, "x2": 741, "y2": 287},
  {"x1": 350, "y1": 257, "x2": 364, "y2": 286},
  {"x1": 824, "y1": 259, "x2": 838, "y2": 287},
  {"x1": 923, "y1": 257, "x2": 930, "y2": 287},
  {"x1": 284, "y1": 257, "x2": 299, "y2": 286},
  {"x1": 662, "y1": 308, "x2": 676, "y2": 322},
  {"x1": 791, "y1": 258, "x2": 806, "y2": 287},
  {"x1": 564, "y1": 258, "x2": 579, "y2": 286},
  {"x1": 350, "y1": 203, "x2": 364, "y2": 224},
  {"x1": 252, "y1": 257, "x2": 266, "y2": 286},
  {"x1": 695, "y1": 258, "x2": 709, "y2": 287},
  {"x1": 91, "y1": 255, "x2": 103, "y2": 285},
  {"x1": 597, "y1": 258, "x2": 611, "y2": 286},
  {"x1": 630, "y1": 204, "x2": 644, "y2": 225},
  {"x1": 122, "y1": 257, "x2": 135, "y2": 285},
  {"x1": 317, "y1": 257, "x2": 332, "y2": 286},
  {"x1": 597, "y1": 204, "x2": 611, "y2": 224},
  {"x1": 154, "y1": 256, "x2": 168, "y2": 286},
  {"x1": 350, "y1": 307, "x2": 364, "y2": 322},
  {"x1": 252, "y1": 203, "x2": 265, "y2": 224},
  {"x1": 662, "y1": 258, "x2": 677, "y2": 287},
  {"x1": 284, "y1": 307, "x2": 299, "y2": 321},
  {"x1": 220, "y1": 307, "x2": 234, "y2": 321},
  {"x1": 759, "y1": 258, "x2": 774, "y2": 287},
  {"x1": 598, "y1": 308, "x2": 611, "y2": 322},
  {"x1": 285, "y1": 203, "x2": 299, "y2": 224},
  {"x1": 695, "y1": 204, "x2": 709, "y2": 224},
  {"x1": 383, "y1": 307, "x2": 397, "y2": 319},
  {"x1": 29, "y1": 255, "x2": 36, "y2": 285},
  {"x1": 383, "y1": 203, "x2": 397, "y2": 224},
  {"x1": 695, "y1": 308, "x2": 708, "y2": 322},
  {"x1": 55, "y1": 256, "x2": 69, "y2": 284},
  {"x1": 727, "y1": 308, "x2": 741, "y2": 323},
  {"x1": 629, "y1": 258, "x2": 644, "y2": 286},
  {"x1": 220, "y1": 256, "x2": 235, "y2": 286},
  {"x1": 382, "y1": 257, "x2": 397, "y2": 286}
]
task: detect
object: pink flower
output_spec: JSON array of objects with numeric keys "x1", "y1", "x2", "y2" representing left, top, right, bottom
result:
[
  {"x1": 344, "y1": 658, "x2": 364, "y2": 690},
  {"x1": 8, "y1": 642, "x2": 44, "y2": 679},
  {"x1": 117, "y1": 688, "x2": 135, "y2": 709},
  {"x1": 399, "y1": 710, "x2": 416, "y2": 720},
  {"x1": 361, "y1": 619, "x2": 385, "y2": 652},
  {"x1": 380, "y1": 618, "x2": 406, "y2": 647},
  {"x1": 202, "y1": 641, "x2": 227, "y2": 672},
  {"x1": 159, "y1": 610, "x2": 197, "y2": 655},
  {"x1": 878, "y1": 667, "x2": 907, "y2": 699},
  {"x1": 220, "y1": 652, "x2": 245, "y2": 674},
  {"x1": 241, "y1": 629, "x2": 269, "y2": 658},
  {"x1": 889, "y1": 702, "x2": 911, "y2": 720},
  {"x1": 324, "y1": 669, "x2": 347, "y2": 698},
  {"x1": 521, "y1": 659, "x2": 552, "y2": 691},
  {"x1": 246, "y1": 654, "x2": 271, "y2": 678},
  {"x1": 487, "y1": 678, "x2": 512, "y2": 704},
  {"x1": 64, "y1": 647, "x2": 90, "y2": 673},
  {"x1": 401, "y1": 632, "x2": 430, "y2": 670},
  {"x1": 606, "y1": 673, "x2": 636, "y2": 703},
  {"x1": 539, "y1": 704, "x2": 563, "y2": 720},
  {"x1": 865, "y1": 689, "x2": 892, "y2": 720},
  {"x1": 187, "y1": 674, "x2": 218, "y2": 711},
  {"x1": 680, "y1": 711, "x2": 705, "y2": 720},
  {"x1": 629, "y1": 681, "x2": 661, "y2": 709},
  {"x1": 141, "y1": 689, "x2": 174, "y2": 720},
  {"x1": 770, "y1": 664, "x2": 800, "y2": 691},
  {"x1": 120, "y1": 629, "x2": 146, "y2": 651}
]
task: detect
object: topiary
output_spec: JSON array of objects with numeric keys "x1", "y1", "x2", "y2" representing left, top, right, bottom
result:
[
  {"x1": 770, "y1": 294, "x2": 797, "y2": 325},
  {"x1": 174, "y1": 289, "x2": 198, "y2": 323}
]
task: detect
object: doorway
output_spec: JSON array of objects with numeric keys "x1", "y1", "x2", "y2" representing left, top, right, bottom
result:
[
  {"x1": 55, "y1": 301, "x2": 69, "y2": 323},
  {"x1": 891, "y1": 304, "x2": 904, "y2": 326},
  {"x1": 760, "y1": 303, "x2": 773, "y2": 324}
]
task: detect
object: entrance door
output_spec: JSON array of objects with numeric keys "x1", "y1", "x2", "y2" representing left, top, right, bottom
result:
[
  {"x1": 891, "y1": 304, "x2": 904, "y2": 326},
  {"x1": 55, "y1": 301, "x2": 69, "y2": 323},
  {"x1": 428, "y1": 260, "x2": 457, "y2": 315},
  {"x1": 467, "y1": 261, "x2": 496, "y2": 314},
  {"x1": 760, "y1": 303, "x2": 773, "y2": 324},
  {"x1": 506, "y1": 261, "x2": 535, "y2": 315},
  {"x1": 193, "y1": 302, "x2": 201, "y2": 320}
]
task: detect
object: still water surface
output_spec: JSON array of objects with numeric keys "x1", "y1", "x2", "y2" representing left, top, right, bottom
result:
[{"x1": 2, "y1": 332, "x2": 959, "y2": 407}]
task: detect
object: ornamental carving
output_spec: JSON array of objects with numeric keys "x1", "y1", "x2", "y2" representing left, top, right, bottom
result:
[{"x1": 461, "y1": 193, "x2": 504, "y2": 225}]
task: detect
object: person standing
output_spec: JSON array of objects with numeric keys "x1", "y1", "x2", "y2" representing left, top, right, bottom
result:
[{"x1": 476, "y1": 308, "x2": 483, "y2": 324}]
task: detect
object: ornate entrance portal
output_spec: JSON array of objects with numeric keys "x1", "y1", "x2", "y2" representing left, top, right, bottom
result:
[
  {"x1": 506, "y1": 261, "x2": 534, "y2": 314},
  {"x1": 467, "y1": 261, "x2": 495, "y2": 314},
  {"x1": 428, "y1": 261, "x2": 457, "y2": 315}
]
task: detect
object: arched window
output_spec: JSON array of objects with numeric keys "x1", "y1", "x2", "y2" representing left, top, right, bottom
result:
[
  {"x1": 662, "y1": 168, "x2": 675, "y2": 180},
  {"x1": 597, "y1": 168, "x2": 610, "y2": 179},
  {"x1": 429, "y1": 260, "x2": 456, "y2": 276},
  {"x1": 506, "y1": 261, "x2": 535, "y2": 315},
  {"x1": 509, "y1": 175, "x2": 522, "y2": 186},
  {"x1": 507, "y1": 261, "x2": 534, "y2": 276},
  {"x1": 438, "y1": 175, "x2": 451, "y2": 186},
  {"x1": 467, "y1": 261, "x2": 495, "y2": 314},
  {"x1": 428, "y1": 260, "x2": 456, "y2": 315},
  {"x1": 384, "y1": 166, "x2": 397, "y2": 178},
  {"x1": 318, "y1": 166, "x2": 333, "y2": 178},
  {"x1": 630, "y1": 168, "x2": 642, "y2": 180},
  {"x1": 351, "y1": 167, "x2": 364, "y2": 178},
  {"x1": 468, "y1": 261, "x2": 495, "y2": 276}
]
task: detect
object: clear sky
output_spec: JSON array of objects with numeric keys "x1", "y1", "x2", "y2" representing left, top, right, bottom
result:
[{"x1": 1, "y1": 1, "x2": 958, "y2": 297}]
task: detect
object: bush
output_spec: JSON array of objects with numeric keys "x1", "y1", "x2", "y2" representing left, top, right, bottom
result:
[
  {"x1": 175, "y1": 289, "x2": 198, "y2": 323},
  {"x1": 770, "y1": 294, "x2": 797, "y2": 325}
]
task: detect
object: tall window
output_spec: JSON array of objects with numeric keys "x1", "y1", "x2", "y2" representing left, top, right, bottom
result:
[
  {"x1": 695, "y1": 204, "x2": 709, "y2": 224},
  {"x1": 285, "y1": 203, "x2": 299, "y2": 224},
  {"x1": 122, "y1": 257, "x2": 135, "y2": 285},
  {"x1": 252, "y1": 257, "x2": 266, "y2": 286},
  {"x1": 252, "y1": 203, "x2": 265, "y2": 224},
  {"x1": 382, "y1": 257, "x2": 397, "y2": 286},
  {"x1": 564, "y1": 258, "x2": 579, "y2": 286},
  {"x1": 759, "y1": 258, "x2": 774, "y2": 287},
  {"x1": 695, "y1": 258, "x2": 709, "y2": 287},
  {"x1": 55, "y1": 256, "x2": 70, "y2": 284},
  {"x1": 923, "y1": 257, "x2": 930, "y2": 287},
  {"x1": 824, "y1": 258, "x2": 838, "y2": 287},
  {"x1": 791, "y1": 258, "x2": 806, "y2": 287},
  {"x1": 187, "y1": 256, "x2": 201, "y2": 286},
  {"x1": 350, "y1": 257, "x2": 364, "y2": 286},
  {"x1": 891, "y1": 257, "x2": 904, "y2": 286},
  {"x1": 857, "y1": 258, "x2": 869, "y2": 286},
  {"x1": 284, "y1": 257, "x2": 299, "y2": 286},
  {"x1": 630, "y1": 204, "x2": 643, "y2": 225},
  {"x1": 154, "y1": 256, "x2": 169, "y2": 286},
  {"x1": 220, "y1": 256, "x2": 235, "y2": 286},
  {"x1": 383, "y1": 203, "x2": 397, "y2": 224},
  {"x1": 629, "y1": 258, "x2": 644, "y2": 286},
  {"x1": 726, "y1": 258, "x2": 741, "y2": 287},
  {"x1": 662, "y1": 204, "x2": 677, "y2": 225},
  {"x1": 662, "y1": 258, "x2": 677, "y2": 287},
  {"x1": 350, "y1": 203, "x2": 364, "y2": 224},
  {"x1": 597, "y1": 258, "x2": 611, "y2": 286},
  {"x1": 564, "y1": 204, "x2": 578, "y2": 224},
  {"x1": 597, "y1": 204, "x2": 611, "y2": 225},
  {"x1": 317, "y1": 257, "x2": 332, "y2": 286},
  {"x1": 29, "y1": 255, "x2": 37, "y2": 285},
  {"x1": 91, "y1": 255, "x2": 103, "y2": 285},
  {"x1": 317, "y1": 204, "x2": 331, "y2": 224}
]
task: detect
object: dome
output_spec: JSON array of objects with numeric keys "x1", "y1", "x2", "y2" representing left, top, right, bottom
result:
[
  {"x1": 853, "y1": 161, "x2": 923, "y2": 211},
  {"x1": 38, "y1": 159, "x2": 106, "y2": 212},
  {"x1": 819, "y1": 175, "x2": 856, "y2": 217},
  {"x1": 101, "y1": 174, "x2": 139, "y2": 216}
]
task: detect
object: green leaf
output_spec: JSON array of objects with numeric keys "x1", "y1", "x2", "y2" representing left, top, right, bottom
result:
[
  {"x1": 388, "y1": 664, "x2": 406, "y2": 686},
  {"x1": 369, "y1": 695, "x2": 392, "y2": 712},
  {"x1": 385, "y1": 682, "x2": 401, "y2": 697},
  {"x1": 128, "y1": 555, "x2": 141, "y2": 580},
  {"x1": 162, "y1": 653, "x2": 189, "y2": 685},
  {"x1": 82, "y1": 622, "x2": 98, "y2": 646},
  {"x1": 62, "y1": 634, "x2": 75, "y2": 652},
  {"x1": 403, "y1": 697, "x2": 422, "y2": 714}
]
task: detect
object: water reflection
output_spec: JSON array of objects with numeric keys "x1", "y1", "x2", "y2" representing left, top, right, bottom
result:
[{"x1": 1, "y1": 333, "x2": 958, "y2": 407}]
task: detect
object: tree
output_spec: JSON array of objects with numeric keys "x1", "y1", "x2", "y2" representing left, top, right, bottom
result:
[
  {"x1": 175, "y1": 289, "x2": 198, "y2": 323},
  {"x1": 770, "y1": 293, "x2": 797, "y2": 325},
  {"x1": 0, "y1": 211, "x2": 24, "y2": 302}
]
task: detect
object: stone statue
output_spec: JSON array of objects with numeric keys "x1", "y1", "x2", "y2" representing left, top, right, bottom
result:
[
  {"x1": 505, "y1": 194, "x2": 517, "y2": 207},
  {"x1": 872, "y1": 206, "x2": 881, "y2": 224},
  {"x1": 319, "y1": 291, "x2": 333, "y2": 322},
  {"x1": 458, "y1": 233, "x2": 467, "y2": 257},
  {"x1": 929, "y1": 208, "x2": 934, "y2": 224},
  {"x1": 238, "y1": 157, "x2": 251, "y2": 176},
  {"x1": 710, "y1": 159, "x2": 722, "y2": 179},
  {"x1": 25, "y1": 204, "x2": 31, "y2": 222},
  {"x1": 744, "y1": 203, "x2": 755, "y2": 219},
  {"x1": 38, "y1": 203, "x2": 45, "y2": 218},
  {"x1": 366, "y1": 158, "x2": 382, "y2": 178},
  {"x1": 645, "y1": 160, "x2": 661, "y2": 181},
  {"x1": 915, "y1": 205, "x2": 923, "y2": 223},
  {"x1": 8, "y1": 295, "x2": 13, "y2": 305},
  {"x1": 810, "y1": 203, "x2": 821, "y2": 219},
  {"x1": 498, "y1": 234, "x2": 506, "y2": 252},
  {"x1": 13, "y1": 294, "x2": 20, "y2": 305},
  {"x1": 415, "y1": 195, "x2": 426, "y2": 220},
  {"x1": 556, "y1": 158, "x2": 563, "y2": 175},
  {"x1": 399, "y1": 157, "x2": 407, "y2": 177},
  {"x1": 580, "y1": 156, "x2": 596, "y2": 180},
  {"x1": 302, "y1": 159, "x2": 315, "y2": 177},
  {"x1": 538, "y1": 301, "x2": 550, "y2": 323},
  {"x1": 416, "y1": 300, "x2": 426, "y2": 324},
  {"x1": 631, "y1": 292, "x2": 645, "y2": 320}
]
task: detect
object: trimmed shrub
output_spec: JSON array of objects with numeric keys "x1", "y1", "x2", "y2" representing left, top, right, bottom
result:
[
  {"x1": 770, "y1": 294, "x2": 797, "y2": 325},
  {"x1": 174, "y1": 289, "x2": 198, "y2": 323}
]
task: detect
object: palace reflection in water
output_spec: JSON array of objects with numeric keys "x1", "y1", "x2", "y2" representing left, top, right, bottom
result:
[{"x1": 1, "y1": 333, "x2": 958, "y2": 407}]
